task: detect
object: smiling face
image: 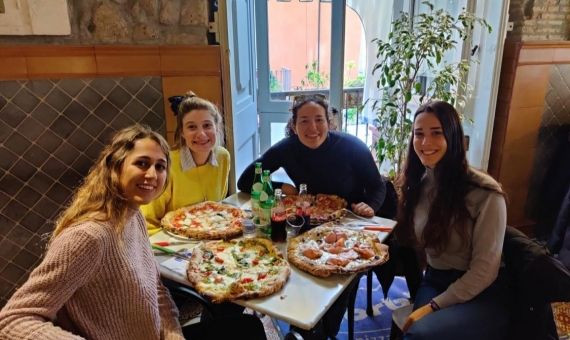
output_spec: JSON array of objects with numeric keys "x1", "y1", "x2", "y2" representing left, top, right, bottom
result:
[
  {"x1": 293, "y1": 102, "x2": 329, "y2": 149},
  {"x1": 181, "y1": 109, "x2": 217, "y2": 157},
  {"x1": 119, "y1": 138, "x2": 168, "y2": 208},
  {"x1": 413, "y1": 112, "x2": 448, "y2": 168}
]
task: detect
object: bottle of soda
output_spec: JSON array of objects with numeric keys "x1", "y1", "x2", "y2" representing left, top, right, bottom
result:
[
  {"x1": 258, "y1": 170, "x2": 274, "y2": 236},
  {"x1": 296, "y1": 183, "x2": 312, "y2": 234},
  {"x1": 271, "y1": 189, "x2": 287, "y2": 242},
  {"x1": 250, "y1": 162, "x2": 263, "y2": 223}
]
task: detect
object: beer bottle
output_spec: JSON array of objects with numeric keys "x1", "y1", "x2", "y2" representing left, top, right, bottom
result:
[
  {"x1": 250, "y1": 162, "x2": 263, "y2": 223},
  {"x1": 271, "y1": 189, "x2": 287, "y2": 242},
  {"x1": 258, "y1": 170, "x2": 274, "y2": 236},
  {"x1": 297, "y1": 183, "x2": 312, "y2": 234}
]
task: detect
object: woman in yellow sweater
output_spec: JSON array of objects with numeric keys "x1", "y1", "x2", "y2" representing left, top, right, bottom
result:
[{"x1": 141, "y1": 92, "x2": 231, "y2": 235}]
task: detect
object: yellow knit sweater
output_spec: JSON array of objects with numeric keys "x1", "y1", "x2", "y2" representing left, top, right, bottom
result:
[{"x1": 141, "y1": 147, "x2": 231, "y2": 235}]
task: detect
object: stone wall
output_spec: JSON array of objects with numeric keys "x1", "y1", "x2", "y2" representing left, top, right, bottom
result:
[
  {"x1": 0, "y1": 0, "x2": 210, "y2": 45},
  {"x1": 508, "y1": 0, "x2": 570, "y2": 41}
]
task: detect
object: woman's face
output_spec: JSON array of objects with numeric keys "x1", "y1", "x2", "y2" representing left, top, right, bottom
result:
[
  {"x1": 293, "y1": 102, "x2": 329, "y2": 149},
  {"x1": 413, "y1": 112, "x2": 447, "y2": 168},
  {"x1": 182, "y1": 109, "x2": 217, "y2": 156},
  {"x1": 119, "y1": 138, "x2": 168, "y2": 207}
]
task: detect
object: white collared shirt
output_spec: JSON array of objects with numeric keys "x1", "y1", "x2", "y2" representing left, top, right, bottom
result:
[{"x1": 180, "y1": 146, "x2": 219, "y2": 171}]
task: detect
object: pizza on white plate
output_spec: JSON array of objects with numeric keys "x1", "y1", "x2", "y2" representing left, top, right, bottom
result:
[
  {"x1": 187, "y1": 238, "x2": 290, "y2": 302},
  {"x1": 287, "y1": 224, "x2": 389, "y2": 277},
  {"x1": 161, "y1": 201, "x2": 244, "y2": 240}
]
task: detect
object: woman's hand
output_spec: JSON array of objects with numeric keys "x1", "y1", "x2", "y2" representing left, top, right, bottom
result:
[
  {"x1": 351, "y1": 202, "x2": 374, "y2": 217},
  {"x1": 402, "y1": 304, "x2": 433, "y2": 333},
  {"x1": 281, "y1": 183, "x2": 298, "y2": 195}
]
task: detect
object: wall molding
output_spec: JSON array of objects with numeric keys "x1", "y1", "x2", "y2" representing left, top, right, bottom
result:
[
  {"x1": 0, "y1": 45, "x2": 221, "y2": 79},
  {"x1": 519, "y1": 41, "x2": 570, "y2": 65}
]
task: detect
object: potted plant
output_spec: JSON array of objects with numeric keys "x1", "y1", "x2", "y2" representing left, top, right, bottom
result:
[{"x1": 370, "y1": 1, "x2": 491, "y2": 178}]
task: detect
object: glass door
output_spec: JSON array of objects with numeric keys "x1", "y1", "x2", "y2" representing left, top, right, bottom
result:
[
  {"x1": 255, "y1": 0, "x2": 508, "y2": 171},
  {"x1": 256, "y1": 0, "x2": 395, "y2": 153}
]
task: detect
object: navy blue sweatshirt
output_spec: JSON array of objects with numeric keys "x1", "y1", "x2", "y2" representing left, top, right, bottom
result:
[{"x1": 237, "y1": 131, "x2": 386, "y2": 213}]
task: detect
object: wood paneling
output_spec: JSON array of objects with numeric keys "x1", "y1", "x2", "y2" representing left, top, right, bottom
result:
[
  {"x1": 160, "y1": 46, "x2": 221, "y2": 76},
  {"x1": 0, "y1": 57, "x2": 27, "y2": 79},
  {"x1": 95, "y1": 46, "x2": 161, "y2": 76},
  {"x1": 490, "y1": 41, "x2": 570, "y2": 228},
  {"x1": 161, "y1": 76, "x2": 224, "y2": 145},
  {"x1": 0, "y1": 45, "x2": 221, "y2": 78}
]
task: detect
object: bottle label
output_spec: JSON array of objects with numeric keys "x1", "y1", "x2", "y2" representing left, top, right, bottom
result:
[
  {"x1": 259, "y1": 191, "x2": 269, "y2": 202},
  {"x1": 252, "y1": 182, "x2": 263, "y2": 192}
]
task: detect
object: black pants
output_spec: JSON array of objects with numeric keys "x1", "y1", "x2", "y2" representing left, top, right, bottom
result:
[{"x1": 183, "y1": 314, "x2": 266, "y2": 340}]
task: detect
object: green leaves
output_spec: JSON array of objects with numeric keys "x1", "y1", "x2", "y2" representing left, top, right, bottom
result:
[{"x1": 369, "y1": 1, "x2": 490, "y2": 177}]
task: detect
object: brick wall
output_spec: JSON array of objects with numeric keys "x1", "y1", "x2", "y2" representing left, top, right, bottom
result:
[{"x1": 508, "y1": 0, "x2": 570, "y2": 41}]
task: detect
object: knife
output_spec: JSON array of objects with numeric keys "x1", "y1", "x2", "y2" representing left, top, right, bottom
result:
[
  {"x1": 362, "y1": 225, "x2": 393, "y2": 232},
  {"x1": 151, "y1": 244, "x2": 192, "y2": 260}
]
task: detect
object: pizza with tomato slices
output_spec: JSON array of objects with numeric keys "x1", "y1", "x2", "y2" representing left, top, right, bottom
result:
[
  {"x1": 287, "y1": 224, "x2": 389, "y2": 277},
  {"x1": 161, "y1": 201, "x2": 244, "y2": 240},
  {"x1": 187, "y1": 238, "x2": 290, "y2": 302},
  {"x1": 281, "y1": 194, "x2": 347, "y2": 225}
]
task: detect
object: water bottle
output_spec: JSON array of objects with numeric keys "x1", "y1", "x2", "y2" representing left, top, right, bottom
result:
[
  {"x1": 259, "y1": 170, "x2": 274, "y2": 236},
  {"x1": 250, "y1": 162, "x2": 263, "y2": 223},
  {"x1": 296, "y1": 183, "x2": 312, "y2": 234}
]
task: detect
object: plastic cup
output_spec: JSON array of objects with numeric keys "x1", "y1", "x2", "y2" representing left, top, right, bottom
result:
[{"x1": 286, "y1": 214, "x2": 304, "y2": 237}]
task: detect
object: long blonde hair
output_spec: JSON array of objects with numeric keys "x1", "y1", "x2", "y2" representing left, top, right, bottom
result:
[
  {"x1": 51, "y1": 124, "x2": 170, "y2": 241},
  {"x1": 170, "y1": 91, "x2": 225, "y2": 149}
]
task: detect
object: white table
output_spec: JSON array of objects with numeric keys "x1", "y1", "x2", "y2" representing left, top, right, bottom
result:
[{"x1": 151, "y1": 192, "x2": 395, "y2": 330}]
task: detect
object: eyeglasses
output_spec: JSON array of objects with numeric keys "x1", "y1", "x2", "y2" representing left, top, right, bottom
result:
[{"x1": 292, "y1": 93, "x2": 327, "y2": 106}]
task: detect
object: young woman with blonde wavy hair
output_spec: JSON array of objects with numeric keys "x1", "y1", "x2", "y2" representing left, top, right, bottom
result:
[{"x1": 0, "y1": 125, "x2": 186, "y2": 339}]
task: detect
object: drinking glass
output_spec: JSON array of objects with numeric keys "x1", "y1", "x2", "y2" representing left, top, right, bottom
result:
[
  {"x1": 242, "y1": 218, "x2": 256, "y2": 238},
  {"x1": 286, "y1": 214, "x2": 304, "y2": 237}
]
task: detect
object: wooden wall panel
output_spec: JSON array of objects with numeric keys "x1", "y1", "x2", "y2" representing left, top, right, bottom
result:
[
  {"x1": 161, "y1": 76, "x2": 224, "y2": 145},
  {"x1": 490, "y1": 41, "x2": 570, "y2": 229},
  {"x1": 0, "y1": 57, "x2": 27, "y2": 79},
  {"x1": 22, "y1": 46, "x2": 97, "y2": 78},
  {"x1": 160, "y1": 46, "x2": 221, "y2": 76},
  {"x1": 0, "y1": 45, "x2": 222, "y2": 79},
  {"x1": 95, "y1": 46, "x2": 161, "y2": 76}
]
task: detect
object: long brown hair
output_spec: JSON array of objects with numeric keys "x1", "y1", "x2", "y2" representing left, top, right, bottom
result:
[
  {"x1": 395, "y1": 101, "x2": 503, "y2": 254},
  {"x1": 170, "y1": 91, "x2": 224, "y2": 149},
  {"x1": 51, "y1": 125, "x2": 170, "y2": 241}
]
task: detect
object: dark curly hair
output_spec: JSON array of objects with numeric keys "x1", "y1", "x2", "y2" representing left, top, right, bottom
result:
[{"x1": 285, "y1": 95, "x2": 331, "y2": 137}]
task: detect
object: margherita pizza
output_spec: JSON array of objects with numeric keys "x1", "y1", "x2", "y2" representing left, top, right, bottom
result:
[
  {"x1": 287, "y1": 224, "x2": 389, "y2": 277},
  {"x1": 187, "y1": 238, "x2": 290, "y2": 302},
  {"x1": 161, "y1": 201, "x2": 244, "y2": 240},
  {"x1": 281, "y1": 194, "x2": 347, "y2": 225}
]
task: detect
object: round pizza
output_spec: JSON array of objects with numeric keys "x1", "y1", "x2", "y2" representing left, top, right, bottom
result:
[
  {"x1": 282, "y1": 194, "x2": 347, "y2": 225},
  {"x1": 287, "y1": 224, "x2": 389, "y2": 277},
  {"x1": 161, "y1": 201, "x2": 244, "y2": 240},
  {"x1": 187, "y1": 238, "x2": 290, "y2": 303}
]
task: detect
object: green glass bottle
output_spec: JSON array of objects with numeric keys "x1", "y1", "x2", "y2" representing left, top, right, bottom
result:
[
  {"x1": 250, "y1": 162, "x2": 263, "y2": 223},
  {"x1": 259, "y1": 170, "x2": 274, "y2": 235}
]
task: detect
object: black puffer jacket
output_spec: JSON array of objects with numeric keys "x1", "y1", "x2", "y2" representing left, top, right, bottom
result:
[
  {"x1": 548, "y1": 185, "x2": 570, "y2": 270},
  {"x1": 503, "y1": 226, "x2": 570, "y2": 340}
]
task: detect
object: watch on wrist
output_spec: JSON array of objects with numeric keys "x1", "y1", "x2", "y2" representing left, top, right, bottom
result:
[{"x1": 429, "y1": 299, "x2": 440, "y2": 311}]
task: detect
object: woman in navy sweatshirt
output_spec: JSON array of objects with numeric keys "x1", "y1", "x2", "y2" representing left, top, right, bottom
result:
[{"x1": 237, "y1": 94, "x2": 386, "y2": 218}]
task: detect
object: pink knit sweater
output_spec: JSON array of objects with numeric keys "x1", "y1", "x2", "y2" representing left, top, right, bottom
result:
[{"x1": 0, "y1": 211, "x2": 184, "y2": 340}]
